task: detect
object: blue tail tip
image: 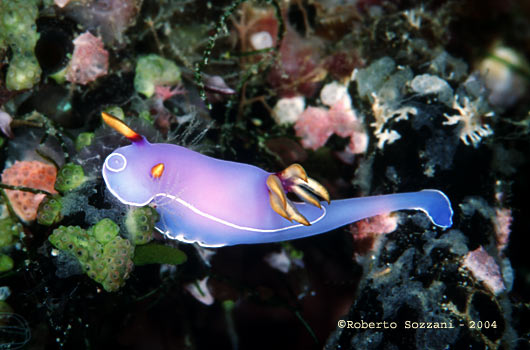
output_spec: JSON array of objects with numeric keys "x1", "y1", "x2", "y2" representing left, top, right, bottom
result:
[{"x1": 422, "y1": 189, "x2": 454, "y2": 229}]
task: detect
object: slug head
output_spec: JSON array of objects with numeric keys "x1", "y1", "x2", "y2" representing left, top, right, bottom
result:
[{"x1": 101, "y1": 112, "x2": 165, "y2": 206}]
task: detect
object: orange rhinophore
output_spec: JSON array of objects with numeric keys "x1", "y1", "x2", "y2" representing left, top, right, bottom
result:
[{"x1": 101, "y1": 112, "x2": 142, "y2": 143}]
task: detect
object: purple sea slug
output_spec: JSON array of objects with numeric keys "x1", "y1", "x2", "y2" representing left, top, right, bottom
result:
[{"x1": 101, "y1": 112, "x2": 453, "y2": 247}]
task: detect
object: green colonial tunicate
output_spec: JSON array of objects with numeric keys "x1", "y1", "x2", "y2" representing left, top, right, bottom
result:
[
  {"x1": 91, "y1": 218, "x2": 119, "y2": 244},
  {"x1": 54, "y1": 163, "x2": 85, "y2": 192},
  {"x1": 0, "y1": 254, "x2": 14, "y2": 272},
  {"x1": 104, "y1": 106, "x2": 125, "y2": 121},
  {"x1": 100, "y1": 238, "x2": 134, "y2": 292},
  {"x1": 124, "y1": 206, "x2": 159, "y2": 245},
  {"x1": 134, "y1": 54, "x2": 181, "y2": 98},
  {"x1": 49, "y1": 220, "x2": 134, "y2": 292},
  {"x1": 0, "y1": 0, "x2": 42, "y2": 90},
  {"x1": 75, "y1": 132, "x2": 95, "y2": 151},
  {"x1": 49, "y1": 225, "x2": 95, "y2": 257},
  {"x1": 37, "y1": 196, "x2": 63, "y2": 226},
  {"x1": 0, "y1": 216, "x2": 22, "y2": 248}
]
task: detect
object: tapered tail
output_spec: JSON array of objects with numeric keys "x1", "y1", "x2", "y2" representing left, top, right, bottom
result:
[
  {"x1": 252, "y1": 189, "x2": 453, "y2": 245},
  {"x1": 315, "y1": 189, "x2": 453, "y2": 230}
]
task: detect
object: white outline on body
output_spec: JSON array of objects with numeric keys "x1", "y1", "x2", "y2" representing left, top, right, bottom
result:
[{"x1": 103, "y1": 152, "x2": 327, "y2": 246}]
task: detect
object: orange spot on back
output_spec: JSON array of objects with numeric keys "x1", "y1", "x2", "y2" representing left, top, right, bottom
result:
[{"x1": 151, "y1": 163, "x2": 164, "y2": 179}]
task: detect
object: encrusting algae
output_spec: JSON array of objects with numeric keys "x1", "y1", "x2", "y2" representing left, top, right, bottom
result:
[{"x1": 1, "y1": 161, "x2": 57, "y2": 222}]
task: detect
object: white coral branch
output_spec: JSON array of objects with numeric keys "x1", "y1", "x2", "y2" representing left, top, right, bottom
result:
[
  {"x1": 370, "y1": 93, "x2": 417, "y2": 149},
  {"x1": 443, "y1": 95, "x2": 494, "y2": 147}
]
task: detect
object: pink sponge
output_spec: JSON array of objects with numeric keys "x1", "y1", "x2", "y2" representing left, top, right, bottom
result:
[
  {"x1": 2, "y1": 161, "x2": 58, "y2": 222},
  {"x1": 66, "y1": 32, "x2": 109, "y2": 85}
]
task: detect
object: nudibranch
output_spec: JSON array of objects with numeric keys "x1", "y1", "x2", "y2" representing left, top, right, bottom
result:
[{"x1": 101, "y1": 112, "x2": 453, "y2": 247}]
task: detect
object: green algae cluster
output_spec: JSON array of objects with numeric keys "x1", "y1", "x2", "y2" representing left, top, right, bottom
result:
[
  {"x1": 54, "y1": 163, "x2": 86, "y2": 193},
  {"x1": 0, "y1": 0, "x2": 41, "y2": 90},
  {"x1": 124, "y1": 206, "x2": 159, "y2": 245},
  {"x1": 134, "y1": 54, "x2": 181, "y2": 98},
  {"x1": 37, "y1": 196, "x2": 63, "y2": 226},
  {"x1": 75, "y1": 132, "x2": 95, "y2": 151},
  {"x1": 0, "y1": 254, "x2": 14, "y2": 272},
  {"x1": 48, "y1": 219, "x2": 134, "y2": 292},
  {"x1": 0, "y1": 216, "x2": 23, "y2": 272},
  {"x1": 0, "y1": 216, "x2": 22, "y2": 248}
]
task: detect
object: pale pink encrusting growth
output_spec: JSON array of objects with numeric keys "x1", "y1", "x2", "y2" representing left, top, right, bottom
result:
[
  {"x1": 294, "y1": 106, "x2": 333, "y2": 150},
  {"x1": 294, "y1": 90, "x2": 368, "y2": 154},
  {"x1": 328, "y1": 94, "x2": 368, "y2": 154},
  {"x1": 353, "y1": 213, "x2": 399, "y2": 239},
  {"x1": 66, "y1": 32, "x2": 109, "y2": 85},
  {"x1": 347, "y1": 131, "x2": 369, "y2": 155},
  {"x1": 463, "y1": 246, "x2": 505, "y2": 295},
  {"x1": 493, "y1": 208, "x2": 512, "y2": 253},
  {"x1": 350, "y1": 213, "x2": 399, "y2": 259},
  {"x1": 328, "y1": 95, "x2": 357, "y2": 137}
]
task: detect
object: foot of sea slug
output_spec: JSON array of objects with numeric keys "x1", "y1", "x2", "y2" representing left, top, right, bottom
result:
[{"x1": 266, "y1": 164, "x2": 330, "y2": 226}]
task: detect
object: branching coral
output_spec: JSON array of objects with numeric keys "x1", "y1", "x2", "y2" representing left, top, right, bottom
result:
[
  {"x1": 443, "y1": 95, "x2": 494, "y2": 147},
  {"x1": 370, "y1": 93, "x2": 417, "y2": 149}
]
